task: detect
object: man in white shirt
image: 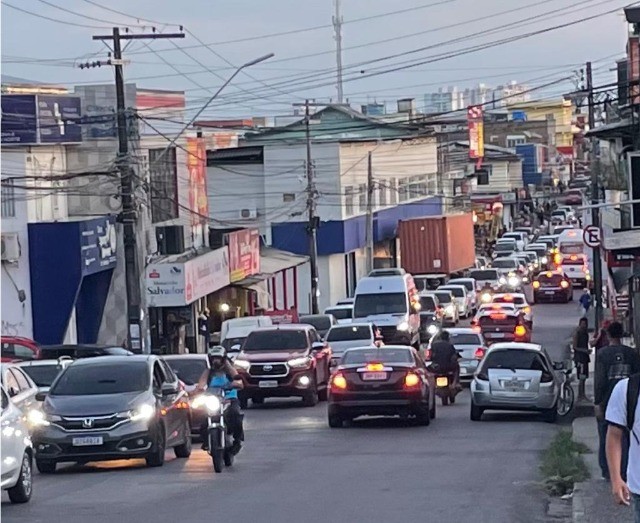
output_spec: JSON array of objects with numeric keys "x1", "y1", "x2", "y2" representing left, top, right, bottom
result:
[{"x1": 606, "y1": 376, "x2": 640, "y2": 522}]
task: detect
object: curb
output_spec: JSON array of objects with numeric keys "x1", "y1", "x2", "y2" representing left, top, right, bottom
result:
[{"x1": 572, "y1": 482, "x2": 588, "y2": 523}]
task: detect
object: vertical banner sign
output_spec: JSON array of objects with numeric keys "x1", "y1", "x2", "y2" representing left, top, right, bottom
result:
[
  {"x1": 186, "y1": 137, "x2": 208, "y2": 225},
  {"x1": 467, "y1": 105, "x2": 484, "y2": 167},
  {"x1": 629, "y1": 37, "x2": 640, "y2": 106}
]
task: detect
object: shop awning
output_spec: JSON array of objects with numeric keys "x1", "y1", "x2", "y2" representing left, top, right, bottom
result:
[{"x1": 231, "y1": 247, "x2": 308, "y2": 290}]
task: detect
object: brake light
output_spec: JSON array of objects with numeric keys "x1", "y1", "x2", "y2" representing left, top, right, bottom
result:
[
  {"x1": 554, "y1": 254, "x2": 562, "y2": 265},
  {"x1": 532, "y1": 281, "x2": 540, "y2": 289},
  {"x1": 490, "y1": 313, "x2": 506, "y2": 320},
  {"x1": 503, "y1": 294, "x2": 513, "y2": 301},
  {"x1": 404, "y1": 372, "x2": 421, "y2": 388},
  {"x1": 523, "y1": 306, "x2": 531, "y2": 314},
  {"x1": 331, "y1": 373, "x2": 347, "y2": 390},
  {"x1": 570, "y1": 255, "x2": 577, "y2": 261},
  {"x1": 472, "y1": 325, "x2": 481, "y2": 333},
  {"x1": 424, "y1": 349, "x2": 432, "y2": 360},
  {"x1": 514, "y1": 325, "x2": 526, "y2": 337},
  {"x1": 560, "y1": 280, "x2": 569, "y2": 289},
  {"x1": 366, "y1": 362, "x2": 384, "y2": 372},
  {"x1": 474, "y1": 348, "x2": 486, "y2": 359}
]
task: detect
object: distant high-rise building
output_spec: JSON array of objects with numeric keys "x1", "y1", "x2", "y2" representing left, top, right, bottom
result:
[{"x1": 423, "y1": 81, "x2": 530, "y2": 113}]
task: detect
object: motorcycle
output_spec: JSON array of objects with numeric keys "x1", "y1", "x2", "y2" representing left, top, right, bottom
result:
[
  {"x1": 192, "y1": 387, "x2": 241, "y2": 473},
  {"x1": 427, "y1": 364, "x2": 459, "y2": 406}
]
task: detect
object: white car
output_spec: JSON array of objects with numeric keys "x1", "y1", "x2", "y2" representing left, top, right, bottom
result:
[
  {"x1": 15, "y1": 358, "x2": 73, "y2": 394},
  {"x1": 323, "y1": 304, "x2": 353, "y2": 325},
  {"x1": 491, "y1": 293, "x2": 534, "y2": 327},
  {"x1": 1, "y1": 385, "x2": 33, "y2": 503},
  {"x1": 325, "y1": 323, "x2": 376, "y2": 367},
  {"x1": 501, "y1": 232, "x2": 527, "y2": 250},
  {"x1": 471, "y1": 302, "x2": 518, "y2": 326},
  {"x1": 448, "y1": 278, "x2": 478, "y2": 313},
  {"x1": 437, "y1": 285, "x2": 472, "y2": 319}
]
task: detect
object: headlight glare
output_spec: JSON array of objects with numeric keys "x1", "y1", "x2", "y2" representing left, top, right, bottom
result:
[
  {"x1": 288, "y1": 356, "x2": 313, "y2": 368},
  {"x1": 129, "y1": 403, "x2": 155, "y2": 422},
  {"x1": 27, "y1": 409, "x2": 50, "y2": 427},
  {"x1": 234, "y1": 358, "x2": 250, "y2": 371},
  {"x1": 397, "y1": 321, "x2": 410, "y2": 331}
]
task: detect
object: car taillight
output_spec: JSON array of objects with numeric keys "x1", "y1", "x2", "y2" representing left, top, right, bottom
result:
[
  {"x1": 560, "y1": 280, "x2": 569, "y2": 289},
  {"x1": 404, "y1": 372, "x2": 421, "y2": 388},
  {"x1": 474, "y1": 348, "x2": 486, "y2": 359},
  {"x1": 331, "y1": 373, "x2": 347, "y2": 390},
  {"x1": 523, "y1": 306, "x2": 531, "y2": 314},
  {"x1": 424, "y1": 349, "x2": 432, "y2": 360},
  {"x1": 472, "y1": 325, "x2": 481, "y2": 333},
  {"x1": 514, "y1": 325, "x2": 526, "y2": 337},
  {"x1": 490, "y1": 313, "x2": 506, "y2": 320}
]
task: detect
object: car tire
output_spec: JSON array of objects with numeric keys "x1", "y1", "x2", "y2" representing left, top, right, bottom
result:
[
  {"x1": 415, "y1": 406, "x2": 430, "y2": 426},
  {"x1": 36, "y1": 459, "x2": 56, "y2": 474},
  {"x1": 429, "y1": 397, "x2": 436, "y2": 419},
  {"x1": 328, "y1": 414, "x2": 343, "y2": 428},
  {"x1": 302, "y1": 383, "x2": 319, "y2": 407},
  {"x1": 543, "y1": 406, "x2": 558, "y2": 424},
  {"x1": 146, "y1": 425, "x2": 166, "y2": 467},
  {"x1": 174, "y1": 423, "x2": 192, "y2": 458},
  {"x1": 7, "y1": 452, "x2": 32, "y2": 503},
  {"x1": 470, "y1": 402, "x2": 483, "y2": 421},
  {"x1": 251, "y1": 397, "x2": 264, "y2": 406}
]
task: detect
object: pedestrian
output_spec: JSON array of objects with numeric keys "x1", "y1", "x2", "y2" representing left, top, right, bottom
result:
[
  {"x1": 579, "y1": 288, "x2": 593, "y2": 318},
  {"x1": 605, "y1": 373, "x2": 640, "y2": 521},
  {"x1": 572, "y1": 317, "x2": 591, "y2": 401},
  {"x1": 591, "y1": 320, "x2": 611, "y2": 351},
  {"x1": 198, "y1": 308, "x2": 211, "y2": 349},
  {"x1": 595, "y1": 321, "x2": 640, "y2": 481}
]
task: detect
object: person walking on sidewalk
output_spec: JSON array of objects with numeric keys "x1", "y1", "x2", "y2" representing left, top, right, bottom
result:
[
  {"x1": 605, "y1": 373, "x2": 640, "y2": 522},
  {"x1": 573, "y1": 317, "x2": 591, "y2": 401},
  {"x1": 595, "y1": 321, "x2": 640, "y2": 481},
  {"x1": 579, "y1": 288, "x2": 592, "y2": 318}
]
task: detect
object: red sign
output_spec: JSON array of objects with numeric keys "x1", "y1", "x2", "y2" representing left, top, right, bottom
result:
[
  {"x1": 186, "y1": 137, "x2": 208, "y2": 226},
  {"x1": 264, "y1": 308, "x2": 298, "y2": 324},
  {"x1": 630, "y1": 37, "x2": 640, "y2": 105},
  {"x1": 467, "y1": 105, "x2": 484, "y2": 162},
  {"x1": 228, "y1": 229, "x2": 260, "y2": 282}
]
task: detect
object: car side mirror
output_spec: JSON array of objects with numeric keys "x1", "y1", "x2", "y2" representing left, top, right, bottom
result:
[
  {"x1": 35, "y1": 391, "x2": 47, "y2": 402},
  {"x1": 552, "y1": 361, "x2": 565, "y2": 371},
  {"x1": 230, "y1": 344, "x2": 241, "y2": 352},
  {"x1": 311, "y1": 341, "x2": 325, "y2": 351},
  {"x1": 161, "y1": 382, "x2": 179, "y2": 395}
]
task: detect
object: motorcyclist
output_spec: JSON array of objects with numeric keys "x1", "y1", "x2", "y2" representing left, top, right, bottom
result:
[
  {"x1": 429, "y1": 330, "x2": 461, "y2": 390},
  {"x1": 197, "y1": 346, "x2": 244, "y2": 454},
  {"x1": 372, "y1": 324, "x2": 385, "y2": 347},
  {"x1": 480, "y1": 281, "x2": 493, "y2": 304}
]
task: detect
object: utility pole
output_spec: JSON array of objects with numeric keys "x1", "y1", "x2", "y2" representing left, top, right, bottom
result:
[
  {"x1": 304, "y1": 100, "x2": 320, "y2": 314},
  {"x1": 586, "y1": 61, "x2": 604, "y2": 330},
  {"x1": 91, "y1": 28, "x2": 185, "y2": 352},
  {"x1": 365, "y1": 151, "x2": 374, "y2": 274},
  {"x1": 332, "y1": 0, "x2": 344, "y2": 103}
]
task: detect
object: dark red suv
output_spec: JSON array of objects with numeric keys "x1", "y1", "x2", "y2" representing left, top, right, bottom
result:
[
  {"x1": 1, "y1": 336, "x2": 41, "y2": 362},
  {"x1": 233, "y1": 325, "x2": 332, "y2": 408}
]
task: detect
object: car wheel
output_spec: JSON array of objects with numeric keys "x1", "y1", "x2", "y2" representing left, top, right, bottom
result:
[
  {"x1": 251, "y1": 397, "x2": 264, "y2": 406},
  {"x1": 429, "y1": 394, "x2": 437, "y2": 419},
  {"x1": 302, "y1": 382, "x2": 319, "y2": 407},
  {"x1": 470, "y1": 401, "x2": 483, "y2": 421},
  {"x1": 174, "y1": 422, "x2": 192, "y2": 458},
  {"x1": 7, "y1": 452, "x2": 32, "y2": 503},
  {"x1": 543, "y1": 406, "x2": 558, "y2": 423},
  {"x1": 36, "y1": 459, "x2": 56, "y2": 474},
  {"x1": 146, "y1": 424, "x2": 166, "y2": 467},
  {"x1": 328, "y1": 414, "x2": 343, "y2": 428}
]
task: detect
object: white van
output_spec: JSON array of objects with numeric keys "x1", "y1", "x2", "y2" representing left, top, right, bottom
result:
[
  {"x1": 220, "y1": 316, "x2": 273, "y2": 351},
  {"x1": 352, "y1": 269, "x2": 420, "y2": 347}
]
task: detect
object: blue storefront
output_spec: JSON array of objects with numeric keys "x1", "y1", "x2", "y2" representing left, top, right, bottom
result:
[{"x1": 29, "y1": 216, "x2": 117, "y2": 345}]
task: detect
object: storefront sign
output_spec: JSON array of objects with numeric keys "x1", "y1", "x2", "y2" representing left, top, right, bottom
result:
[
  {"x1": 146, "y1": 247, "x2": 230, "y2": 307},
  {"x1": 264, "y1": 308, "x2": 299, "y2": 324},
  {"x1": 79, "y1": 216, "x2": 117, "y2": 276},
  {"x1": 228, "y1": 229, "x2": 260, "y2": 282},
  {"x1": 467, "y1": 105, "x2": 484, "y2": 160},
  {"x1": 186, "y1": 137, "x2": 208, "y2": 225}
]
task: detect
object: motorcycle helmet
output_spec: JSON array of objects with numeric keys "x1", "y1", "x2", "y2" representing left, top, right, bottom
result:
[{"x1": 207, "y1": 345, "x2": 227, "y2": 367}]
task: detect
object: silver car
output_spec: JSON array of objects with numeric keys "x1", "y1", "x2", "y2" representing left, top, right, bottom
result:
[
  {"x1": 15, "y1": 358, "x2": 72, "y2": 394},
  {"x1": 325, "y1": 323, "x2": 376, "y2": 368},
  {"x1": 470, "y1": 342, "x2": 559, "y2": 422},
  {"x1": 427, "y1": 328, "x2": 488, "y2": 382}
]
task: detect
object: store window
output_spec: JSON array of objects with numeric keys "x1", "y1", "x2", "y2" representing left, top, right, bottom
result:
[
  {"x1": 149, "y1": 147, "x2": 178, "y2": 223},
  {"x1": 344, "y1": 186, "x2": 354, "y2": 215}
]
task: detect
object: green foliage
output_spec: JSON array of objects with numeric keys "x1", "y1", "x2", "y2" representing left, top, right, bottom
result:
[{"x1": 539, "y1": 431, "x2": 590, "y2": 496}]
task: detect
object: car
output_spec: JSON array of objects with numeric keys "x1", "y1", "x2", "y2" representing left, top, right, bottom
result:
[
  {"x1": 437, "y1": 285, "x2": 472, "y2": 319},
  {"x1": 30, "y1": 355, "x2": 192, "y2": 473},
  {"x1": 323, "y1": 305, "x2": 354, "y2": 325},
  {"x1": 220, "y1": 316, "x2": 273, "y2": 351},
  {"x1": 298, "y1": 314, "x2": 338, "y2": 339},
  {"x1": 552, "y1": 224, "x2": 577, "y2": 236},
  {"x1": 471, "y1": 302, "x2": 518, "y2": 326},
  {"x1": 1, "y1": 336, "x2": 41, "y2": 362},
  {"x1": 493, "y1": 239, "x2": 518, "y2": 259},
  {"x1": 558, "y1": 253, "x2": 590, "y2": 288},
  {"x1": 475, "y1": 256, "x2": 489, "y2": 270},
  {"x1": 491, "y1": 258, "x2": 523, "y2": 290},
  {"x1": 562, "y1": 189, "x2": 584, "y2": 206},
  {"x1": 425, "y1": 328, "x2": 487, "y2": 382},
  {"x1": 508, "y1": 254, "x2": 532, "y2": 281},
  {"x1": 15, "y1": 358, "x2": 73, "y2": 394},
  {"x1": 163, "y1": 354, "x2": 210, "y2": 436},
  {"x1": 468, "y1": 269, "x2": 502, "y2": 293},
  {"x1": 448, "y1": 278, "x2": 478, "y2": 313},
  {"x1": 532, "y1": 270, "x2": 573, "y2": 303},
  {"x1": 336, "y1": 298, "x2": 354, "y2": 305},
  {"x1": 233, "y1": 324, "x2": 332, "y2": 407},
  {"x1": 491, "y1": 293, "x2": 533, "y2": 327},
  {"x1": 1, "y1": 364, "x2": 39, "y2": 413},
  {"x1": 527, "y1": 243, "x2": 551, "y2": 269},
  {"x1": 500, "y1": 232, "x2": 527, "y2": 250},
  {"x1": 475, "y1": 305, "x2": 531, "y2": 345},
  {"x1": 433, "y1": 290, "x2": 458, "y2": 326},
  {"x1": 325, "y1": 323, "x2": 376, "y2": 368},
  {"x1": 536, "y1": 235, "x2": 559, "y2": 252},
  {"x1": 1, "y1": 385, "x2": 33, "y2": 503},
  {"x1": 470, "y1": 342, "x2": 560, "y2": 422},
  {"x1": 522, "y1": 251, "x2": 540, "y2": 271},
  {"x1": 419, "y1": 291, "x2": 444, "y2": 324},
  {"x1": 327, "y1": 345, "x2": 436, "y2": 427},
  {"x1": 37, "y1": 344, "x2": 132, "y2": 360}
]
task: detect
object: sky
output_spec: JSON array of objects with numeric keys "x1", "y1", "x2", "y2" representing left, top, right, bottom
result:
[{"x1": 0, "y1": 0, "x2": 630, "y2": 118}]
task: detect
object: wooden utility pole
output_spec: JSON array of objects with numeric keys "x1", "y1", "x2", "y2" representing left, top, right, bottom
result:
[
  {"x1": 304, "y1": 100, "x2": 320, "y2": 314},
  {"x1": 365, "y1": 151, "x2": 374, "y2": 274}
]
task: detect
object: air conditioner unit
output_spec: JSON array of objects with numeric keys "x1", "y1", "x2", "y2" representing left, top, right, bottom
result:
[
  {"x1": 1, "y1": 233, "x2": 20, "y2": 261},
  {"x1": 238, "y1": 208, "x2": 258, "y2": 220}
]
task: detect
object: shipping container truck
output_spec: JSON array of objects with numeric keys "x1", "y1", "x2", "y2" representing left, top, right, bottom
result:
[{"x1": 397, "y1": 214, "x2": 476, "y2": 278}]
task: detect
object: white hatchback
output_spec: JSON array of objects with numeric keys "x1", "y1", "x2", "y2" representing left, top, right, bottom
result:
[{"x1": 1, "y1": 385, "x2": 33, "y2": 503}]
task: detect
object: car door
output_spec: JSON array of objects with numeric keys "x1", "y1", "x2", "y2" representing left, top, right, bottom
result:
[
  {"x1": 0, "y1": 387, "x2": 21, "y2": 479},
  {"x1": 309, "y1": 330, "x2": 329, "y2": 386},
  {"x1": 154, "y1": 361, "x2": 181, "y2": 446},
  {"x1": 160, "y1": 359, "x2": 189, "y2": 441},
  {"x1": 10, "y1": 368, "x2": 38, "y2": 412}
]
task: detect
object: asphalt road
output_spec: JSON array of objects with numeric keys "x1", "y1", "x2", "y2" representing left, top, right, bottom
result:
[{"x1": 3, "y1": 289, "x2": 582, "y2": 523}]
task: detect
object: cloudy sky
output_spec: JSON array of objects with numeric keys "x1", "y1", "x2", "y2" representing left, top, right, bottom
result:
[{"x1": 1, "y1": 0, "x2": 630, "y2": 117}]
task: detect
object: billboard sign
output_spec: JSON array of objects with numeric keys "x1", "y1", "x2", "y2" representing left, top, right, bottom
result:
[
  {"x1": 79, "y1": 216, "x2": 118, "y2": 276},
  {"x1": 1, "y1": 95, "x2": 38, "y2": 144},
  {"x1": 467, "y1": 105, "x2": 484, "y2": 161},
  {"x1": 186, "y1": 137, "x2": 208, "y2": 225},
  {"x1": 228, "y1": 228, "x2": 260, "y2": 282}
]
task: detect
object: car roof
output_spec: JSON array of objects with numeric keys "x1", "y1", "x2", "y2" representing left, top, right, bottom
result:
[
  {"x1": 324, "y1": 304, "x2": 353, "y2": 310},
  {"x1": 329, "y1": 322, "x2": 371, "y2": 329},
  {"x1": 493, "y1": 293, "x2": 526, "y2": 299},
  {"x1": 299, "y1": 314, "x2": 333, "y2": 319},
  {"x1": 486, "y1": 342, "x2": 543, "y2": 353},
  {"x1": 14, "y1": 359, "x2": 70, "y2": 367},
  {"x1": 448, "y1": 277, "x2": 475, "y2": 282},
  {"x1": 438, "y1": 284, "x2": 466, "y2": 290},
  {"x1": 343, "y1": 345, "x2": 413, "y2": 353},
  {"x1": 162, "y1": 354, "x2": 208, "y2": 360},
  {"x1": 69, "y1": 355, "x2": 153, "y2": 366},
  {"x1": 445, "y1": 328, "x2": 482, "y2": 335},
  {"x1": 478, "y1": 307, "x2": 519, "y2": 316},
  {"x1": 251, "y1": 324, "x2": 314, "y2": 332}
]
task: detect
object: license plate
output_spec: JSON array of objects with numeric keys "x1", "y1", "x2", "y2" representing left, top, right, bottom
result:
[
  {"x1": 545, "y1": 291, "x2": 555, "y2": 295},
  {"x1": 436, "y1": 376, "x2": 449, "y2": 387},
  {"x1": 258, "y1": 380, "x2": 278, "y2": 388},
  {"x1": 504, "y1": 380, "x2": 526, "y2": 390},
  {"x1": 362, "y1": 372, "x2": 387, "y2": 381},
  {"x1": 72, "y1": 436, "x2": 103, "y2": 447}
]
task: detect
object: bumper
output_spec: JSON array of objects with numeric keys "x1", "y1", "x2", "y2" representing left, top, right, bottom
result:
[
  {"x1": 328, "y1": 390, "x2": 427, "y2": 417},
  {"x1": 471, "y1": 384, "x2": 556, "y2": 411},
  {"x1": 32, "y1": 420, "x2": 155, "y2": 463},
  {"x1": 459, "y1": 360, "x2": 479, "y2": 380},
  {"x1": 1, "y1": 466, "x2": 21, "y2": 490},
  {"x1": 241, "y1": 370, "x2": 316, "y2": 399},
  {"x1": 534, "y1": 290, "x2": 569, "y2": 302}
]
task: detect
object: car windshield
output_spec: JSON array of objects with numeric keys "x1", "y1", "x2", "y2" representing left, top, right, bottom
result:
[
  {"x1": 300, "y1": 316, "x2": 332, "y2": 331},
  {"x1": 493, "y1": 296, "x2": 526, "y2": 305},
  {"x1": 450, "y1": 333, "x2": 482, "y2": 345},
  {"x1": 449, "y1": 280, "x2": 474, "y2": 292},
  {"x1": 434, "y1": 292, "x2": 452, "y2": 304},
  {"x1": 502, "y1": 234, "x2": 522, "y2": 241},
  {"x1": 165, "y1": 359, "x2": 208, "y2": 385},
  {"x1": 494, "y1": 244, "x2": 515, "y2": 252},
  {"x1": 419, "y1": 295, "x2": 437, "y2": 311},
  {"x1": 221, "y1": 337, "x2": 246, "y2": 350},
  {"x1": 469, "y1": 270, "x2": 499, "y2": 281},
  {"x1": 482, "y1": 349, "x2": 548, "y2": 372},
  {"x1": 538, "y1": 273, "x2": 565, "y2": 285},
  {"x1": 326, "y1": 325, "x2": 372, "y2": 342},
  {"x1": 50, "y1": 362, "x2": 149, "y2": 395},
  {"x1": 243, "y1": 330, "x2": 308, "y2": 351},
  {"x1": 353, "y1": 292, "x2": 407, "y2": 316},
  {"x1": 324, "y1": 308, "x2": 352, "y2": 321},
  {"x1": 20, "y1": 364, "x2": 63, "y2": 387},
  {"x1": 440, "y1": 287, "x2": 464, "y2": 297},
  {"x1": 492, "y1": 259, "x2": 517, "y2": 268},
  {"x1": 342, "y1": 348, "x2": 413, "y2": 365},
  {"x1": 528, "y1": 246, "x2": 547, "y2": 256}
]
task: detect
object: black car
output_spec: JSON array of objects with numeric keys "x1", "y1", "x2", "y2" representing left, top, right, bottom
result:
[
  {"x1": 327, "y1": 346, "x2": 436, "y2": 427},
  {"x1": 532, "y1": 271, "x2": 573, "y2": 304},
  {"x1": 31, "y1": 355, "x2": 192, "y2": 473},
  {"x1": 163, "y1": 354, "x2": 210, "y2": 436},
  {"x1": 38, "y1": 344, "x2": 132, "y2": 360}
]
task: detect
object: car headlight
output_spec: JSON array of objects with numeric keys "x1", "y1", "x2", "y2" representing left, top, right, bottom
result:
[
  {"x1": 234, "y1": 358, "x2": 250, "y2": 371},
  {"x1": 445, "y1": 305, "x2": 455, "y2": 315},
  {"x1": 541, "y1": 256, "x2": 548, "y2": 264},
  {"x1": 26, "y1": 409, "x2": 58, "y2": 427},
  {"x1": 397, "y1": 321, "x2": 410, "y2": 331},
  {"x1": 288, "y1": 356, "x2": 313, "y2": 368},
  {"x1": 128, "y1": 403, "x2": 155, "y2": 422},
  {"x1": 427, "y1": 324, "x2": 439, "y2": 335},
  {"x1": 508, "y1": 276, "x2": 521, "y2": 287},
  {"x1": 499, "y1": 276, "x2": 507, "y2": 285},
  {"x1": 192, "y1": 395, "x2": 221, "y2": 413},
  {"x1": 481, "y1": 292, "x2": 492, "y2": 303}
]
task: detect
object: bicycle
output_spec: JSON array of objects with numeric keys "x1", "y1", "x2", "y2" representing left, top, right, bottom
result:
[{"x1": 556, "y1": 363, "x2": 575, "y2": 417}]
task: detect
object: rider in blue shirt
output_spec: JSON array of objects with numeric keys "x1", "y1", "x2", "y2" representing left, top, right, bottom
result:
[{"x1": 197, "y1": 346, "x2": 244, "y2": 454}]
